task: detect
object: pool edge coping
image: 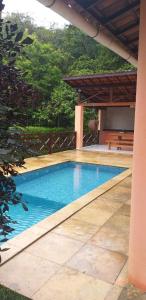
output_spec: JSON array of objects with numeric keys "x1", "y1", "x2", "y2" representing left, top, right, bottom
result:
[{"x1": 1, "y1": 163, "x2": 132, "y2": 266}]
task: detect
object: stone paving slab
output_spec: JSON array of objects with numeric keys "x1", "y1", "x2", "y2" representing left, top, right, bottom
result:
[{"x1": 33, "y1": 266, "x2": 112, "y2": 300}]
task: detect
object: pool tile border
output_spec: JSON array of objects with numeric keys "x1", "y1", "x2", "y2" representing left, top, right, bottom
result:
[{"x1": 1, "y1": 161, "x2": 131, "y2": 266}]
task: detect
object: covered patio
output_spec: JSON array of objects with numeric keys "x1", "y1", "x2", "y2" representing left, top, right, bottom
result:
[{"x1": 64, "y1": 71, "x2": 136, "y2": 153}]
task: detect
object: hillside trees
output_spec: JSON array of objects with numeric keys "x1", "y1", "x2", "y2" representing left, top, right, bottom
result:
[
  {"x1": 16, "y1": 37, "x2": 74, "y2": 126},
  {"x1": 4, "y1": 12, "x2": 36, "y2": 34},
  {"x1": 16, "y1": 39, "x2": 64, "y2": 100},
  {"x1": 5, "y1": 13, "x2": 136, "y2": 127}
]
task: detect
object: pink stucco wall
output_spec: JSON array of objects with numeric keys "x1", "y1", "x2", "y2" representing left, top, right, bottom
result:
[{"x1": 129, "y1": 0, "x2": 146, "y2": 291}]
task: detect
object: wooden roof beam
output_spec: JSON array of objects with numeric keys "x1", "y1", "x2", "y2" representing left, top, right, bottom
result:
[
  {"x1": 78, "y1": 91, "x2": 103, "y2": 104},
  {"x1": 116, "y1": 21, "x2": 139, "y2": 35},
  {"x1": 109, "y1": 87, "x2": 113, "y2": 102},
  {"x1": 82, "y1": 102, "x2": 135, "y2": 107},
  {"x1": 70, "y1": 82, "x2": 136, "y2": 89},
  {"x1": 77, "y1": 0, "x2": 100, "y2": 9},
  {"x1": 64, "y1": 71, "x2": 137, "y2": 81},
  {"x1": 102, "y1": 0, "x2": 139, "y2": 25},
  {"x1": 127, "y1": 36, "x2": 139, "y2": 45}
]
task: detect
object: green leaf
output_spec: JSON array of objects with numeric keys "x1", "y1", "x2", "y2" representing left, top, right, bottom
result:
[
  {"x1": 22, "y1": 37, "x2": 33, "y2": 45},
  {"x1": 15, "y1": 31, "x2": 23, "y2": 42},
  {"x1": 10, "y1": 23, "x2": 18, "y2": 32}
]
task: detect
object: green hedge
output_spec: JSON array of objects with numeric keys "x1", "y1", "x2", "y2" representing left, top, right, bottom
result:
[{"x1": 13, "y1": 126, "x2": 74, "y2": 134}]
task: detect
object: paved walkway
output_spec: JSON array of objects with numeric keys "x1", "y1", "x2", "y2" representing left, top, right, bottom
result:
[
  {"x1": 0, "y1": 150, "x2": 133, "y2": 299},
  {"x1": 81, "y1": 144, "x2": 133, "y2": 155}
]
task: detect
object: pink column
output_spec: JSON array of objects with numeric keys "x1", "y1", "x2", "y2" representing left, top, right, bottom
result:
[
  {"x1": 98, "y1": 109, "x2": 105, "y2": 144},
  {"x1": 75, "y1": 105, "x2": 84, "y2": 149},
  {"x1": 129, "y1": 0, "x2": 146, "y2": 291}
]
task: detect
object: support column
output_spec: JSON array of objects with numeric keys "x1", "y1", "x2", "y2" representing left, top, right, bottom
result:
[
  {"x1": 75, "y1": 105, "x2": 84, "y2": 149},
  {"x1": 98, "y1": 109, "x2": 101, "y2": 131},
  {"x1": 98, "y1": 109, "x2": 105, "y2": 144},
  {"x1": 129, "y1": 0, "x2": 146, "y2": 291}
]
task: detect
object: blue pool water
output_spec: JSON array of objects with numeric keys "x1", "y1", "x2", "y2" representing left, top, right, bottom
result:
[{"x1": 8, "y1": 162, "x2": 125, "y2": 240}]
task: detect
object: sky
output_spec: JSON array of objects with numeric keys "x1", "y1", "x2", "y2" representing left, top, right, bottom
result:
[{"x1": 3, "y1": 0, "x2": 69, "y2": 28}]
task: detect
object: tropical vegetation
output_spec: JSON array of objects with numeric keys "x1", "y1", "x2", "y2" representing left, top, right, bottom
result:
[{"x1": 5, "y1": 13, "x2": 136, "y2": 128}]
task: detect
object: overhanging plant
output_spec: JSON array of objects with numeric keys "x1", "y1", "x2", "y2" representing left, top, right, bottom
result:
[{"x1": 0, "y1": 0, "x2": 39, "y2": 260}]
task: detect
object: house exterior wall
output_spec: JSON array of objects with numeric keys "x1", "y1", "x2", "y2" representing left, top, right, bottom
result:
[{"x1": 129, "y1": 0, "x2": 146, "y2": 290}]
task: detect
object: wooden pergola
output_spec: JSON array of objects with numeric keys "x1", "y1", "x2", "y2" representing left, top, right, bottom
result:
[
  {"x1": 64, "y1": 71, "x2": 136, "y2": 148},
  {"x1": 64, "y1": 71, "x2": 137, "y2": 107}
]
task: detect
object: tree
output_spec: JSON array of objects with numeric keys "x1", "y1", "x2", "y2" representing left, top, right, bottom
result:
[
  {"x1": 49, "y1": 80, "x2": 77, "y2": 127},
  {"x1": 16, "y1": 38, "x2": 65, "y2": 100},
  {"x1": 4, "y1": 12, "x2": 36, "y2": 34},
  {"x1": 0, "y1": 0, "x2": 38, "y2": 258}
]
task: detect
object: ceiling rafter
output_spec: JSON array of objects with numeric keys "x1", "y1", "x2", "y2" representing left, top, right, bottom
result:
[
  {"x1": 77, "y1": 0, "x2": 100, "y2": 9},
  {"x1": 127, "y1": 36, "x2": 139, "y2": 44},
  {"x1": 64, "y1": 71, "x2": 137, "y2": 103},
  {"x1": 71, "y1": 83, "x2": 136, "y2": 89},
  {"x1": 82, "y1": 102, "x2": 136, "y2": 107},
  {"x1": 101, "y1": 0, "x2": 139, "y2": 25},
  {"x1": 116, "y1": 21, "x2": 139, "y2": 35}
]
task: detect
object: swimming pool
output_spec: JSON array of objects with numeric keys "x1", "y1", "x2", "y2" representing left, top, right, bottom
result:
[{"x1": 8, "y1": 161, "x2": 125, "y2": 240}]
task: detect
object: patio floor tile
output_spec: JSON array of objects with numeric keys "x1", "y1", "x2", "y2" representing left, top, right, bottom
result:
[
  {"x1": 89, "y1": 196, "x2": 123, "y2": 214},
  {"x1": 118, "y1": 176, "x2": 132, "y2": 189},
  {"x1": 25, "y1": 232, "x2": 84, "y2": 264},
  {"x1": 0, "y1": 252, "x2": 60, "y2": 298},
  {"x1": 67, "y1": 243, "x2": 127, "y2": 284},
  {"x1": 103, "y1": 186, "x2": 131, "y2": 203},
  {"x1": 116, "y1": 204, "x2": 130, "y2": 217},
  {"x1": 73, "y1": 206, "x2": 112, "y2": 227},
  {"x1": 53, "y1": 217, "x2": 98, "y2": 242},
  {"x1": 8, "y1": 224, "x2": 47, "y2": 249},
  {"x1": 105, "y1": 285, "x2": 123, "y2": 300},
  {"x1": 0, "y1": 242, "x2": 22, "y2": 264},
  {"x1": 91, "y1": 214, "x2": 129, "y2": 255},
  {"x1": 33, "y1": 266, "x2": 112, "y2": 300},
  {"x1": 115, "y1": 261, "x2": 128, "y2": 287}
]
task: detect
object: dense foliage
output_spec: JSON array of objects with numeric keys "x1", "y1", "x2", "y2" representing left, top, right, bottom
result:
[
  {"x1": 5, "y1": 13, "x2": 136, "y2": 128},
  {"x1": 0, "y1": 3, "x2": 38, "y2": 257}
]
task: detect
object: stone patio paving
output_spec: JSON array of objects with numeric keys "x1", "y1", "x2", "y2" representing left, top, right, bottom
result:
[{"x1": 0, "y1": 150, "x2": 137, "y2": 299}]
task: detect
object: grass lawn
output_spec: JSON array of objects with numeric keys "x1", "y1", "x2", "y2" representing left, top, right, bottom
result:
[{"x1": 0, "y1": 285, "x2": 31, "y2": 300}]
